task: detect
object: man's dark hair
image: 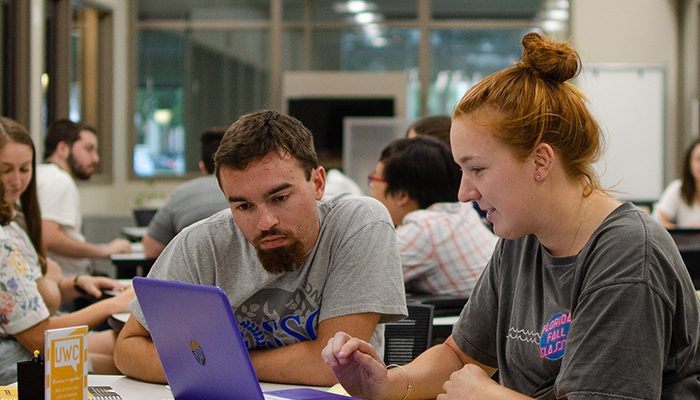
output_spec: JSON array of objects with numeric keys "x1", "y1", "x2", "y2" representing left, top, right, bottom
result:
[
  {"x1": 406, "y1": 115, "x2": 452, "y2": 148},
  {"x1": 200, "y1": 127, "x2": 226, "y2": 174},
  {"x1": 215, "y1": 110, "x2": 319, "y2": 180},
  {"x1": 380, "y1": 136, "x2": 460, "y2": 209},
  {"x1": 43, "y1": 118, "x2": 81, "y2": 160}
]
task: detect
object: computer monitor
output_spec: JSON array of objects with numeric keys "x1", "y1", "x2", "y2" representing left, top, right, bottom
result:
[{"x1": 288, "y1": 97, "x2": 394, "y2": 168}]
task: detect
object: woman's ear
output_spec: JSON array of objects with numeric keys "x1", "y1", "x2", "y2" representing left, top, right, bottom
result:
[{"x1": 533, "y1": 143, "x2": 554, "y2": 182}]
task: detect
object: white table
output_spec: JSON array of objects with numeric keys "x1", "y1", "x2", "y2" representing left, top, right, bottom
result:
[
  {"x1": 121, "y1": 226, "x2": 148, "y2": 242},
  {"x1": 90, "y1": 375, "x2": 325, "y2": 400}
]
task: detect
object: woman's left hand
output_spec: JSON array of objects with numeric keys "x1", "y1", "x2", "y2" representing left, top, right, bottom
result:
[
  {"x1": 437, "y1": 364, "x2": 532, "y2": 400},
  {"x1": 437, "y1": 364, "x2": 498, "y2": 400}
]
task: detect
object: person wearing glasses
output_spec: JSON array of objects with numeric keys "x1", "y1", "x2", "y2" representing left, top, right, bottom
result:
[{"x1": 368, "y1": 136, "x2": 496, "y2": 297}]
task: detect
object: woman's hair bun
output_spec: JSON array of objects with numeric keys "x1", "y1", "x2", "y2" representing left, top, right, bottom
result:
[{"x1": 520, "y1": 32, "x2": 580, "y2": 83}]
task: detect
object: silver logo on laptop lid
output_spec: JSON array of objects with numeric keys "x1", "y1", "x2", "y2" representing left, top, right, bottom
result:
[{"x1": 190, "y1": 339, "x2": 206, "y2": 366}]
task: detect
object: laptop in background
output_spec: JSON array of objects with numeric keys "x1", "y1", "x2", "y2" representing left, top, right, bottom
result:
[{"x1": 132, "y1": 277, "x2": 360, "y2": 400}]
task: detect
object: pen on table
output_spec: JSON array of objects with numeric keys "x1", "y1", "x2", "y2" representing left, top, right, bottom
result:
[{"x1": 33, "y1": 349, "x2": 43, "y2": 365}]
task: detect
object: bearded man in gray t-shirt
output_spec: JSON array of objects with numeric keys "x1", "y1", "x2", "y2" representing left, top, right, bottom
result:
[{"x1": 114, "y1": 110, "x2": 408, "y2": 386}]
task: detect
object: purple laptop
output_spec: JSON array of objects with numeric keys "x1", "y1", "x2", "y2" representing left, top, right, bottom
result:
[{"x1": 132, "y1": 277, "x2": 360, "y2": 400}]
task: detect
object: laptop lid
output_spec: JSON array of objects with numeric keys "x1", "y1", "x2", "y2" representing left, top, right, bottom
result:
[{"x1": 132, "y1": 277, "x2": 360, "y2": 400}]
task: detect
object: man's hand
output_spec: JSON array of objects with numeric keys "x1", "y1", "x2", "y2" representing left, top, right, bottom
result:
[
  {"x1": 100, "y1": 239, "x2": 132, "y2": 257},
  {"x1": 73, "y1": 275, "x2": 130, "y2": 298}
]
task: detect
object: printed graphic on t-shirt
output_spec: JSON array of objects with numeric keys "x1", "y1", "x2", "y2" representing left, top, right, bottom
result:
[
  {"x1": 236, "y1": 287, "x2": 320, "y2": 349},
  {"x1": 539, "y1": 312, "x2": 571, "y2": 360},
  {"x1": 506, "y1": 327, "x2": 541, "y2": 344}
]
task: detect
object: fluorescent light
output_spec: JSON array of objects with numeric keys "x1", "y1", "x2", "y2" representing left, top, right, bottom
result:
[
  {"x1": 347, "y1": 1, "x2": 372, "y2": 13},
  {"x1": 333, "y1": 1, "x2": 377, "y2": 14},
  {"x1": 41, "y1": 73, "x2": 50, "y2": 91},
  {"x1": 354, "y1": 12, "x2": 381, "y2": 24},
  {"x1": 541, "y1": 20, "x2": 565, "y2": 32},
  {"x1": 153, "y1": 109, "x2": 172, "y2": 126},
  {"x1": 543, "y1": 9, "x2": 569, "y2": 21}
]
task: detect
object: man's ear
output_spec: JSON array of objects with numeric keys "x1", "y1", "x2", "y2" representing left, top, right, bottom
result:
[
  {"x1": 394, "y1": 190, "x2": 413, "y2": 206},
  {"x1": 55, "y1": 141, "x2": 71, "y2": 160},
  {"x1": 390, "y1": 190, "x2": 420, "y2": 216},
  {"x1": 198, "y1": 161, "x2": 208, "y2": 175},
  {"x1": 311, "y1": 166, "x2": 326, "y2": 200}
]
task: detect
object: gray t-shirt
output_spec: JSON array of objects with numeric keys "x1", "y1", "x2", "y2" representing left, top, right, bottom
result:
[
  {"x1": 132, "y1": 194, "x2": 408, "y2": 351},
  {"x1": 453, "y1": 203, "x2": 700, "y2": 399},
  {"x1": 146, "y1": 175, "x2": 228, "y2": 246}
]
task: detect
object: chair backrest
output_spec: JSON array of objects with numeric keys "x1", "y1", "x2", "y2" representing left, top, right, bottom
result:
[
  {"x1": 667, "y1": 228, "x2": 700, "y2": 289},
  {"x1": 405, "y1": 294, "x2": 468, "y2": 317},
  {"x1": 384, "y1": 304, "x2": 434, "y2": 365}
]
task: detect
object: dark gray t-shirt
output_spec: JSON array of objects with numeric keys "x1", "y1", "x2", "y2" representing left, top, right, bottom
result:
[
  {"x1": 453, "y1": 203, "x2": 700, "y2": 399},
  {"x1": 146, "y1": 175, "x2": 228, "y2": 246},
  {"x1": 132, "y1": 194, "x2": 408, "y2": 351}
]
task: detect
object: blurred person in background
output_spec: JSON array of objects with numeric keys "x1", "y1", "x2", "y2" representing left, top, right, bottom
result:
[
  {"x1": 37, "y1": 119, "x2": 131, "y2": 278},
  {"x1": 141, "y1": 127, "x2": 229, "y2": 258}
]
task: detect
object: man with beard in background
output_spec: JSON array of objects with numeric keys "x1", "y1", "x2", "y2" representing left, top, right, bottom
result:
[
  {"x1": 36, "y1": 119, "x2": 131, "y2": 278},
  {"x1": 114, "y1": 110, "x2": 408, "y2": 386}
]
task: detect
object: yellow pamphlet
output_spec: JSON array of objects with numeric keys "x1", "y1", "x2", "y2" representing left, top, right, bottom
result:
[{"x1": 44, "y1": 325, "x2": 88, "y2": 400}]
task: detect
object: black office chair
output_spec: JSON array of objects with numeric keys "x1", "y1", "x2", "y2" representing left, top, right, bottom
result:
[
  {"x1": 677, "y1": 247, "x2": 700, "y2": 289},
  {"x1": 384, "y1": 304, "x2": 434, "y2": 365},
  {"x1": 667, "y1": 228, "x2": 700, "y2": 289},
  {"x1": 405, "y1": 294, "x2": 468, "y2": 317}
]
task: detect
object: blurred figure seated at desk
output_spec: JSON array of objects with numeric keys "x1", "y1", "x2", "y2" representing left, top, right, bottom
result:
[
  {"x1": 114, "y1": 110, "x2": 407, "y2": 386},
  {"x1": 323, "y1": 168, "x2": 363, "y2": 197},
  {"x1": 141, "y1": 127, "x2": 228, "y2": 259},
  {"x1": 0, "y1": 117, "x2": 134, "y2": 384},
  {"x1": 369, "y1": 136, "x2": 497, "y2": 297},
  {"x1": 36, "y1": 119, "x2": 131, "y2": 277},
  {"x1": 653, "y1": 137, "x2": 700, "y2": 228}
]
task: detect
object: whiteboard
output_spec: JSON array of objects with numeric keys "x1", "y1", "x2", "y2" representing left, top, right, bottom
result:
[{"x1": 576, "y1": 65, "x2": 665, "y2": 200}]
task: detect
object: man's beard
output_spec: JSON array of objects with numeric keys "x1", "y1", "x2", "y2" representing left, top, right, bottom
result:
[
  {"x1": 254, "y1": 229, "x2": 307, "y2": 274},
  {"x1": 68, "y1": 154, "x2": 94, "y2": 180}
]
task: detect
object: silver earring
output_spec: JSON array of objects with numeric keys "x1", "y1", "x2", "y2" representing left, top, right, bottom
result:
[{"x1": 535, "y1": 173, "x2": 543, "y2": 181}]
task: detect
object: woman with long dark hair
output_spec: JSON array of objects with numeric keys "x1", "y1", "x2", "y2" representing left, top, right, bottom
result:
[
  {"x1": 654, "y1": 138, "x2": 700, "y2": 228},
  {"x1": 0, "y1": 117, "x2": 133, "y2": 384}
]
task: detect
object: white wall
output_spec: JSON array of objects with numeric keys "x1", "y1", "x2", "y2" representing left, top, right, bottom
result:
[{"x1": 571, "y1": 0, "x2": 679, "y2": 184}]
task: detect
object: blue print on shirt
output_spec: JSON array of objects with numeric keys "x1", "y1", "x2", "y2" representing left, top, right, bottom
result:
[
  {"x1": 539, "y1": 311, "x2": 571, "y2": 360},
  {"x1": 236, "y1": 287, "x2": 320, "y2": 350}
]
